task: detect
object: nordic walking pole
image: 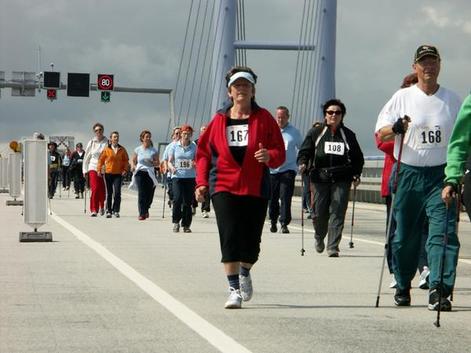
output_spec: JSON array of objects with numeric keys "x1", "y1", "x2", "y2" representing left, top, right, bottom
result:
[
  {"x1": 349, "y1": 183, "x2": 357, "y2": 248},
  {"x1": 83, "y1": 173, "x2": 88, "y2": 214},
  {"x1": 375, "y1": 133, "x2": 405, "y2": 307},
  {"x1": 450, "y1": 186, "x2": 461, "y2": 303},
  {"x1": 300, "y1": 173, "x2": 306, "y2": 256},
  {"x1": 434, "y1": 204, "x2": 451, "y2": 328}
]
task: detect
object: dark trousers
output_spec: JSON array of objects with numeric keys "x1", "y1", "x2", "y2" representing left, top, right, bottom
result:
[
  {"x1": 212, "y1": 192, "x2": 268, "y2": 264},
  {"x1": 48, "y1": 170, "x2": 59, "y2": 198},
  {"x1": 166, "y1": 175, "x2": 175, "y2": 204},
  {"x1": 201, "y1": 193, "x2": 211, "y2": 212},
  {"x1": 269, "y1": 170, "x2": 296, "y2": 225},
  {"x1": 135, "y1": 170, "x2": 156, "y2": 217},
  {"x1": 62, "y1": 166, "x2": 70, "y2": 188},
  {"x1": 393, "y1": 164, "x2": 459, "y2": 294},
  {"x1": 105, "y1": 174, "x2": 123, "y2": 213},
  {"x1": 172, "y1": 178, "x2": 196, "y2": 227},
  {"x1": 313, "y1": 181, "x2": 351, "y2": 253},
  {"x1": 302, "y1": 173, "x2": 311, "y2": 211},
  {"x1": 73, "y1": 170, "x2": 85, "y2": 194}
]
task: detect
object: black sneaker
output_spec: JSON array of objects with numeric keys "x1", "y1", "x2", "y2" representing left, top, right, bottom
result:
[
  {"x1": 270, "y1": 223, "x2": 277, "y2": 233},
  {"x1": 281, "y1": 225, "x2": 290, "y2": 234},
  {"x1": 428, "y1": 288, "x2": 452, "y2": 311},
  {"x1": 394, "y1": 287, "x2": 411, "y2": 306}
]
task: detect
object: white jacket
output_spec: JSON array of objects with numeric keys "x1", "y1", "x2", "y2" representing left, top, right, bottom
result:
[{"x1": 82, "y1": 137, "x2": 108, "y2": 174}]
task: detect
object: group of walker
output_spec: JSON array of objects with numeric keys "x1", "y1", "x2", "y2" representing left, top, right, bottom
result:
[{"x1": 45, "y1": 44, "x2": 469, "y2": 315}]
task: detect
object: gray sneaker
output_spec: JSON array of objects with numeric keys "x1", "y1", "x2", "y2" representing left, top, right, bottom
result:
[
  {"x1": 239, "y1": 274, "x2": 253, "y2": 302},
  {"x1": 224, "y1": 287, "x2": 242, "y2": 309},
  {"x1": 314, "y1": 237, "x2": 325, "y2": 253}
]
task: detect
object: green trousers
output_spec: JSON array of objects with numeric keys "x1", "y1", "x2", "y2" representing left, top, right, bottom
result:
[{"x1": 392, "y1": 163, "x2": 459, "y2": 296}]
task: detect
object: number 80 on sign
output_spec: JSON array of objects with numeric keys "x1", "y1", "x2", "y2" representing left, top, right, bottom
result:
[{"x1": 97, "y1": 74, "x2": 114, "y2": 91}]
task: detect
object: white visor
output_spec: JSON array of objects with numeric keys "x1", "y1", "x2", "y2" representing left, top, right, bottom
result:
[{"x1": 227, "y1": 71, "x2": 255, "y2": 87}]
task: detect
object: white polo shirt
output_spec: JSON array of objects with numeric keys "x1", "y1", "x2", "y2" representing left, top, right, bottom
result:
[{"x1": 375, "y1": 84, "x2": 461, "y2": 167}]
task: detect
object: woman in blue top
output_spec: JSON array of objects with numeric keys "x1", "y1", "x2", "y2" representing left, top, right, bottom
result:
[
  {"x1": 168, "y1": 124, "x2": 197, "y2": 233},
  {"x1": 130, "y1": 130, "x2": 159, "y2": 220}
]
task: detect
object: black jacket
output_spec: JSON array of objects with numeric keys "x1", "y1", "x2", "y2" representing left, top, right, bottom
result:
[{"x1": 297, "y1": 123, "x2": 364, "y2": 182}]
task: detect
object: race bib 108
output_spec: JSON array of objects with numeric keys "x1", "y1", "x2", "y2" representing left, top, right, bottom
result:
[
  {"x1": 324, "y1": 141, "x2": 345, "y2": 156},
  {"x1": 226, "y1": 125, "x2": 249, "y2": 147}
]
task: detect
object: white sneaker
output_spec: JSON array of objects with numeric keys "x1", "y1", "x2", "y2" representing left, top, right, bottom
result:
[
  {"x1": 224, "y1": 287, "x2": 242, "y2": 309},
  {"x1": 239, "y1": 274, "x2": 253, "y2": 302},
  {"x1": 202, "y1": 211, "x2": 209, "y2": 218},
  {"x1": 389, "y1": 274, "x2": 397, "y2": 289},
  {"x1": 419, "y1": 266, "x2": 430, "y2": 289}
]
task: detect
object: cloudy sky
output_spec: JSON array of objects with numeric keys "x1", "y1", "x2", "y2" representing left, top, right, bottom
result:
[{"x1": 1, "y1": 0, "x2": 470, "y2": 157}]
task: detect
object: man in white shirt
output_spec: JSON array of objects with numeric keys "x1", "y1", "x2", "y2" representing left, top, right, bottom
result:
[{"x1": 375, "y1": 45, "x2": 461, "y2": 311}]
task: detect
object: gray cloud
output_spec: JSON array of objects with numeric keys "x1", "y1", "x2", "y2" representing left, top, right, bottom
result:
[{"x1": 1, "y1": 0, "x2": 471, "y2": 157}]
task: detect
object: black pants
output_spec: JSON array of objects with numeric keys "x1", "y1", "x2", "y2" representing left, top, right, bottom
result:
[
  {"x1": 167, "y1": 175, "x2": 174, "y2": 202},
  {"x1": 48, "y1": 170, "x2": 59, "y2": 198},
  {"x1": 172, "y1": 178, "x2": 196, "y2": 227},
  {"x1": 73, "y1": 170, "x2": 86, "y2": 194},
  {"x1": 62, "y1": 166, "x2": 70, "y2": 188},
  {"x1": 201, "y1": 193, "x2": 211, "y2": 212},
  {"x1": 105, "y1": 174, "x2": 123, "y2": 213},
  {"x1": 212, "y1": 192, "x2": 268, "y2": 264},
  {"x1": 269, "y1": 170, "x2": 296, "y2": 225},
  {"x1": 135, "y1": 170, "x2": 155, "y2": 217}
]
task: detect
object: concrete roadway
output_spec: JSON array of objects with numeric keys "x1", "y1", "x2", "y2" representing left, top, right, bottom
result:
[{"x1": 1, "y1": 187, "x2": 471, "y2": 353}]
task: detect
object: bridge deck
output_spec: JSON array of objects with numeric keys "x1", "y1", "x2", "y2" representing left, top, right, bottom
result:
[{"x1": 1, "y1": 188, "x2": 471, "y2": 353}]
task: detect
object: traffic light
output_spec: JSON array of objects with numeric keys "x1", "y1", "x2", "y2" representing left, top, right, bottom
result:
[
  {"x1": 47, "y1": 89, "x2": 57, "y2": 101},
  {"x1": 67, "y1": 73, "x2": 90, "y2": 97},
  {"x1": 101, "y1": 91, "x2": 111, "y2": 103},
  {"x1": 43, "y1": 72, "x2": 60, "y2": 89}
]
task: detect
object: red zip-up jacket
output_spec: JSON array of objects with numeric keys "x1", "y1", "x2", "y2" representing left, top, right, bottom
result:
[
  {"x1": 375, "y1": 133, "x2": 395, "y2": 197},
  {"x1": 196, "y1": 106, "x2": 285, "y2": 199}
]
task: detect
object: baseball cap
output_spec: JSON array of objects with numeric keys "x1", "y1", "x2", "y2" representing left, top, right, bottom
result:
[{"x1": 414, "y1": 45, "x2": 440, "y2": 63}]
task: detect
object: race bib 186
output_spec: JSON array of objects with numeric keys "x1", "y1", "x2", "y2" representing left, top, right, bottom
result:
[
  {"x1": 324, "y1": 141, "x2": 345, "y2": 156},
  {"x1": 226, "y1": 125, "x2": 249, "y2": 147},
  {"x1": 176, "y1": 159, "x2": 192, "y2": 169}
]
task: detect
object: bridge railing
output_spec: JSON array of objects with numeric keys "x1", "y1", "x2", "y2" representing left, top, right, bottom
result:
[{"x1": 294, "y1": 158, "x2": 385, "y2": 204}]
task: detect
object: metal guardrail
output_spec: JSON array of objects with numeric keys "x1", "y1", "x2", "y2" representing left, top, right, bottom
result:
[{"x1": 294, "y1": 159, "x2": 384, "y2": 204}]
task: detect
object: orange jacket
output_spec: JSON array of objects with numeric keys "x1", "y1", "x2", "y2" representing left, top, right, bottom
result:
[{"x1": 97, "y1": 144, "x2": 129, "y2": 174}]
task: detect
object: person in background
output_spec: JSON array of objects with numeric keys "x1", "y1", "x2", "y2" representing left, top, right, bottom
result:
[
  {"x1": 195, "y1": 66, "x2": 285, "y2": 309},
  {"x1": 162, "y1": 127, "x2": 181, "y2": 209},
  {"x1": 83, "y1": 123, "x2": 108, "y2": 216},
  {"x1": 168, "y1": 124, "x2": 197, "y2": 233},
  {"x1": 61, "y1": 147, "x2": 72, "y2": 190},
  {"x1": 48, "y1": 141, "x2": 62, "y2": 199},
  {"x1": 268, "y1": 106, "x2": 302, "y2": 234},
  {"x1": 298, "y1": 99, "x2": 364, "y2": 258},
  {"x1": 195, "y1": 124, "x2": 211, "y2": 218},
  {"x1": 70, "y1": 143, "x2": 86, "y2": 199},
  {"x1": 129, "y1": 130, "x2": 159, "y2": 220},
  {"x1": 97, "y1": 131, "x2": 129, "y2": 218}
]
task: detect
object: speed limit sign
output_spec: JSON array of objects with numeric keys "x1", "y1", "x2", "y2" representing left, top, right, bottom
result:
[{"x1": 97, "y1": 74, "x2": 114, "y2": 91}]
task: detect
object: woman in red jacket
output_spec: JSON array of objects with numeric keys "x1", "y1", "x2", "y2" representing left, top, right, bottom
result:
[{"x1": 195, "y1": 66, "x2": 285, "y2": 309}]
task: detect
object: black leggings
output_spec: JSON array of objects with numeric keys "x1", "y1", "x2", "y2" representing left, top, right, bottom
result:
[
  {"x1": 212, "y1": 192, "x2": 268, "y2": 264},
  {"x1": 135, "y1": 171, "x2": 155, "y2": 217}
]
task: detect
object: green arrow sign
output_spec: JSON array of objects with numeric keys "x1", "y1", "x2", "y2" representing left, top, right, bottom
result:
[{"x1": 101, "y1": 91, "x2": 111, "y2": 103}]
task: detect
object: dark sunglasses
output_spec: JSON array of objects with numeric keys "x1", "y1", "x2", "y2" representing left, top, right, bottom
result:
[{"x1": 326, "y1": 110, "x2": 342, "y2": 116}]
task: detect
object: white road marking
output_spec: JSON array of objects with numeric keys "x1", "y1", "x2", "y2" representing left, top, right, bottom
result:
[{"x1": 50, "y1": 212, "x2": 252, "y2": 353}]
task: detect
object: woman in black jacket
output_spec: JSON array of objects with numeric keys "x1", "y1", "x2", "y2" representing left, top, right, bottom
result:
[{"x1": 297, "y1": 99, "x2": 364, "y2": 257}]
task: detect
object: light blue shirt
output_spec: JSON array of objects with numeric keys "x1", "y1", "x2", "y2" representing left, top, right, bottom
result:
[
  {"x1": 169, "y1": 141, "x2": 197, "y2": 179},
  {"x1": 163, "y1": 141, "x2": 177, "y2": 161},
  {"x1": 134, "y1": 145, "x2": 158, "y2": 168},
  {"x1": 270, "y1": 123, "x2": 302, "y2": 174}
]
